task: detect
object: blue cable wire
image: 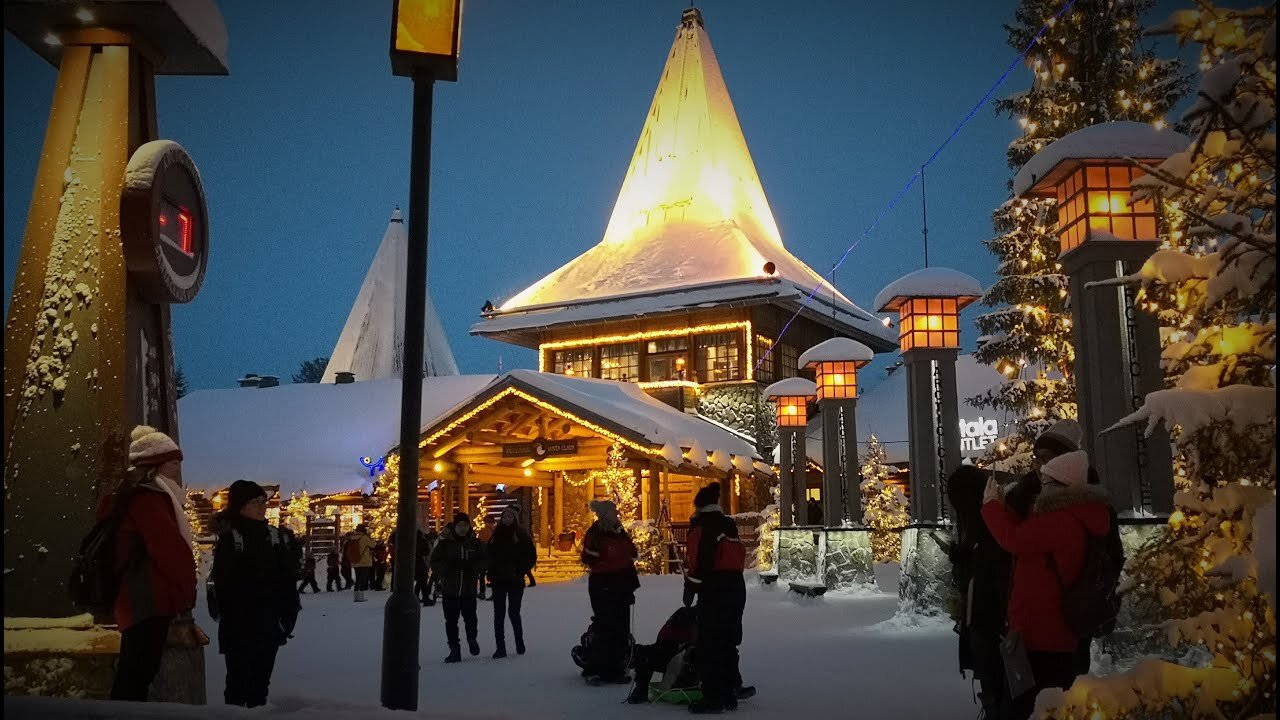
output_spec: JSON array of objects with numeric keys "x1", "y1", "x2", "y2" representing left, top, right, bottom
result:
[{"x1": 758, "y1": 0, "x2": 1079, "y2": 372}]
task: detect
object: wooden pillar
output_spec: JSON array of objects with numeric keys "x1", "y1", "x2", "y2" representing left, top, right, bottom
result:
[
  {"x1": 458, "y1": 465, "x2": 470, "y2": 517},
  {"x1": 726, "y1": 473, "x2": 737, "y2": 515},
  {"x1": 554, "y1": 471, "x2": 564, "y2": 536},
  {"x1": 540, "y1": 486, "x2": 552, "y2": 550}
]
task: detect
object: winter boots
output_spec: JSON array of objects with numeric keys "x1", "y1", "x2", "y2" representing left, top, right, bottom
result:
[
  {"x1": 445, "y1": 646, "x2": 462, "y2": 664},
  {"x1": 515, "y1": 636, "x2": 526, "y2": 655},
  {"x1": 354, "y1": 590, "x2": 367, "y2": 603},
  {"x1": 493, "y1": 642, "x2": 507, "y2": 659},
  {"x1": 468, "y1": 637, "x2": 480, "y2": 656}
]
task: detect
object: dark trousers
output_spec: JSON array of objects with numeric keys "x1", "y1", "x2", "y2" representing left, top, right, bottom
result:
[
  {"x1": 442, "y1": 594, "x2": 478, "y2": 649},
  {"x1": 110, "y1": 615, "x2": 173, "y2": 701},
  {"x1": 414, "y1": 567, "x2": 431, "y2": 603},
  {"x1": 325, "y1": 569, "x2": 341, "y2": 591},
  {"x1": 223, "y1": 641, "x2": 280, "y2": 708},
  {"x1": 1005, "y1": 650, "x2": 1079, "y2": 720},
  {"x1": 631, "y1": 641, "x2": 680, "y2": 694},
  {"x1": 374, "y1": 562, "x2": 387, "y2": 590},
  {"x1": 526, "y1": 570, "x2": 536, "y2": 587},
  {"x1": 491, "y1": 581, "x2": 524, "y2": 648},
  {"x1": 341, "y1": 566, "x2": 353, "y2": 589},
  {"x1": 354, "y1": 566, "x2": 373, "y2": 591},
  {"x1": 968, "y1": 627, "x2": 1007, "y2": 714},
  {"x1": 696, "y1": 574, "x2": 746, "y2": 706},
  {"x1": 477, "y1": 571, "x2": 488, "y2": 598},
  {"x1": 298, "y1": 572, "x2": 320, "y2": 593},
  {"x1": 587, "y1": 583, "x2": 632, "y2": 679}
]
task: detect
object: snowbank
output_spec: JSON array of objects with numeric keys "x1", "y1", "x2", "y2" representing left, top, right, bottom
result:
[
  {"x1": 797, "y1": 337, "x2": 874, "y2": 367},
  {"x1": 1012, "y1": 121, "x2": 1191, "y2": 196},
  {"x1": 873, "y1": 267, "x2": 983, "y2": 311}
]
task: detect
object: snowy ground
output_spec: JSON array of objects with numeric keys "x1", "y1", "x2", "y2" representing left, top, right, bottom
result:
[{"x1": 177, "y1": 566, "x2": 973, "y2": 718}]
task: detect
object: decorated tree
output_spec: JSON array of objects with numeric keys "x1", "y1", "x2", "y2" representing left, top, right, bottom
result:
[
  {"x1": 591, "y1": 442, "x2": 662, "y2": 573},
  {"x1": 364, "y1": 454, "x2": 401, "y2": 542},
  {"x1": 755, "y1": 481, "x2": 779, "y2": 571},
  {"x1": 973, "y1": 0, "x2": 1189, "y2": 470},
  {"x1": 1043, "y1": 6, "x2": 1275, "y2": 717},
  {"x1": 182, "y1": 494, "x2": 203, "y2": 566},
  {"x1": 860, "y1": 435, "x2": 909, "y2": 563},
  {"x1": 472, "y1": 494, "x2": 489, "y2": 533},
  {"x1": 283, "y1": 490, "x2": 311, "y2": 538}
]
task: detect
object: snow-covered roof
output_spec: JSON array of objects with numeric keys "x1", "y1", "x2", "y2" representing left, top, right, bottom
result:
[
  {"x1": 798, "y1": 337, "x2": 874, "y2": 368},
  {"x1": 474, "y1": 277, "x2": 897, "y2": 351},
  {"x1": 419, "y1": 370, "x2": 762, "y2": 463},
  {"x1": 4, "y1": 0, "x2": 229, "y2": 74},
  {"x1": 178, "y1": 375, "x2": 495, "y2": 496},
  {"x1": 323, "y1": 208, "x2": 458, "y2": 382},
  {"x1": 873, "y1": 267, "x2": 983, "y2": 312},
  {"x1": 764, "y1": 377, "x2": 817, "y2": 399},
  {"x1": 474, "y1": 9, "x2": 890, "y2": 349},
  {"x1": 1013, "y1": 121, "x2": 1191, "y2": 197}
]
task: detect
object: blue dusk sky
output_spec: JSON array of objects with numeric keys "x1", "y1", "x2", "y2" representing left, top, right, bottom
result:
[{"x1": 3, "y1": 1, "x2": 1221, "y2": 391}]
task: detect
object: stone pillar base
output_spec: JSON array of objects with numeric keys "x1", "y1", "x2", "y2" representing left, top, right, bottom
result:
[
  {"x1": 897, "y1": 524, "x2": 957, "y2": 618},
  {"x1": 820, "y1": 528, "x2": 875, "y2": 591},
  {"x1": 775, "y1": 527, "x2": 820, "y2": 582},
  {"x1": 3, "y1": 614, "x2": 208, "y2": 703}
]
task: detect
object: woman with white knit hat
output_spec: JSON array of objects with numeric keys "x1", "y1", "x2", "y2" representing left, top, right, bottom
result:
[{"x1": 101, "y1": 425, "x2": 197, "y2": 702}]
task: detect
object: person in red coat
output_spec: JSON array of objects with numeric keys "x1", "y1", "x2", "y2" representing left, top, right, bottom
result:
[
  {"x1": 102, "y1": 425, "x2": 198, "y2": 702},
  {"x1": 981, "y1": 450, "x2": 1112, "y2": 720},
  {"x1": 579, "y1": 499, "x2": 639, "y2": 683}
]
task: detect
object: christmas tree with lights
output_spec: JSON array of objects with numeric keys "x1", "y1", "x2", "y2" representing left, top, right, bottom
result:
[
  {"x1": 859, "y1": 435, "x2": 908, "y2": 563},
  {"x1": 973, "y1": 0, "x2": 1188, "y2": 469},
  {"x1": 1042, "y1": 5, "x2": 1275, "y2": 716}
]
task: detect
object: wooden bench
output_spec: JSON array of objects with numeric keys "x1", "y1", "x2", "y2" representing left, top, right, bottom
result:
[{"x1": 788, "y1": 581, "x2": 827, "y2": 597}]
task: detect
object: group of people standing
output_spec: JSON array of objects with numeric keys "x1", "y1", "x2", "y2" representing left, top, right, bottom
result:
[
  {"x1": 100, "y1": 425, "x2": 301, "y2": 708},
  {"x1": 947, "y1": 419, "x2": 1123, "y2": 720}
]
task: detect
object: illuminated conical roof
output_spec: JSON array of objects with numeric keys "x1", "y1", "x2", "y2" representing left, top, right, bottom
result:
[
  {"x1": 500, "y1": 8, "x2": 848, "y2": 311},
  {"x1": 322, "y1": 208, "x2": 458, "y2": 383}
]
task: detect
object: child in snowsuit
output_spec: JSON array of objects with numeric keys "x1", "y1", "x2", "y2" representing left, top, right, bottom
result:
[
  {"x1": 626, "y1": 606, "x2": 698, "y2": 703},
  {"x1": 297, "y1": 553, "x2": 320, "y2": 593},
  {"x1": 325, "y1": 551, "x2": 341, "y2": 591}
]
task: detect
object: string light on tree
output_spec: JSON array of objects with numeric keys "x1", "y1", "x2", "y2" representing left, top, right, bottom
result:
[{"x1": 859, "y1": 435, "x2": 909, "y2": 563}]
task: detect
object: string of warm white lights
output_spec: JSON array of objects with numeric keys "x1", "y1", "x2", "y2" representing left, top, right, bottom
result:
[{"x1": 757, "y1": 0, "x2": 1081, "y2": 371}]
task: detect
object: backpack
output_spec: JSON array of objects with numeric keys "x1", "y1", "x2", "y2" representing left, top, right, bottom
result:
[
  {"x1": 68, "y1": 490, "x2": 137, "y2": 613},
  {"x1": 344, "y1": 536, "x2": 363, "y2": 565},
  {"x1": 1049, "y1": 519, "x2": 1124, "y2": 640}
]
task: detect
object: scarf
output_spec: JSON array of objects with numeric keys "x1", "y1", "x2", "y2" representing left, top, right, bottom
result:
[{"x1": 152, "y1": 473, "x2": 195, "y2": 548}]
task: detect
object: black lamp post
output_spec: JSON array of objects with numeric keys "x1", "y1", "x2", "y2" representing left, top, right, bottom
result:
[{"x1": 383, "y1": 0, "x2": 462, "y2": 710}]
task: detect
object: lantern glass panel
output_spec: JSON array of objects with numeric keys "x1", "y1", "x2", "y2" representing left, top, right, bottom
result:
[
  {"x1": 776, "y1": 396, "x2": 808, "y2": 426},
  {"x1": 1054, "y1": 162, "x2": 1160, "y2": 254},
  {"x1": 815, "y1": 361, "x2": 858, "y2": 401},
  {"x1": 897, "y1": 297, "x2": 961, "y2": 351}
]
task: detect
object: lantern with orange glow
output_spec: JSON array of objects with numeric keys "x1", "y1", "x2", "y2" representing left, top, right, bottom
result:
[
  {"x1": 764, "y1": 378, "x2": 816, "y2": 427},
  {"x1": 874, "y1": 268, "x2": 982, "y2": 354},
  {"x1": 798, "y1": 337, "x2": 874, "y2": 401},
  {"x1": 390, "y1": 0, "x2": 464, "y2": 81},
  {"x1": 1012, "y1": 122, "x2": 1189, "y2": 256}
]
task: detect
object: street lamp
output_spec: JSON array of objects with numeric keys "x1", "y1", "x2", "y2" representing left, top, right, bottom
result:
[
  {"x1": 765, "y1": 378, "x2": 815, "y2": 527},
  {"x1": 1012, "y1": 121, "x2": 1186, "y2": 515},
  {"x1": 383, "y1": 0, "x2": 462, "y2": 711},
  {"x1": 799, "y1": 338, "x2": 872, "y2": 526}
]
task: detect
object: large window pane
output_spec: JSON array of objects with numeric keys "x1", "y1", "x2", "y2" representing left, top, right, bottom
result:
[
  {"x1": 553, "y1": 348, "x2": 593, "y2": 377},
  {"x1": 696, "y1": 331, "x2": 741, "y2": 382},
  {"x1": 600, "y1": 343, "x2": 639, "y2": 382}
]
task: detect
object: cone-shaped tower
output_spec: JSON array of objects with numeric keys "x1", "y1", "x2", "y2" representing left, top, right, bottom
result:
[{"x1": 323, "y1": 208, "x2": 458, "y2": 382}]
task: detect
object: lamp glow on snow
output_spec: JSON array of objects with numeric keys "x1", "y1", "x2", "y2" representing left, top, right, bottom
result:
[
  {"x1": 390, "y1": 0, "x2": 463, "y2": 81},
  {"x1": 799, "y1": 337, "x2": 874, "y2": 401},
  {"x1": 1012, "y1": 121, "x2": 1190, "y2": 256},
  {"x1": 874, "y1": 268, "x2": 981, "y2": 353},
  {"x1": 765, "y1": 377, "x2": 816, "y2": 427}
]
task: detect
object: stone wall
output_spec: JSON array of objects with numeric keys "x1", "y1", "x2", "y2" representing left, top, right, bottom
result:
[
  {"x1": 897, "y1": 525, "x2": 957, "y2": 618},
  {"x1": 822, "y1": 529, "x2": 875, "y2": 590},
  {"x1": 776, "y1": 528, "x2": 819, "y2": 582},
  {"x1": 697, "y1": 383, "x2": 776, "y2": 456}
]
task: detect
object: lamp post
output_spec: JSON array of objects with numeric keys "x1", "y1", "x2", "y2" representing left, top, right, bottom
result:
[
  {"x1": 798, "y1": 338, "x2": 873, "y2": 527},
  {"x1": 874, "y1": 268, "x2": 981, "y2": 523},
  {"x1": 764, "y1": 378, "x2": 815, "y2": 527},
  {"x1": 1013, "y1": 121, "x2": 1186, "y2": 516},
  {"x1": 384, "y1": 0, "x2": 462, "y2": 710}
]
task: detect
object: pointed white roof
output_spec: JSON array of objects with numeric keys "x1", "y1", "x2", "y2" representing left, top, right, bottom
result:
[
  {"x1": 322, "y1": 208, "x2": 459, "y2": 383},
  {"x1": 485, "y1": 9, "x2": 882, "y2": 343}
]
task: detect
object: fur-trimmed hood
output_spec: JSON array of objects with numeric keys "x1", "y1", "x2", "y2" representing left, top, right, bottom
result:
[{"x1": 1033, "y1": 483, "x2": 1112, "y2": 534}]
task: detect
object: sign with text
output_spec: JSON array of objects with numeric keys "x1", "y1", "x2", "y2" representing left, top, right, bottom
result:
[
  {"x1": 959, "y1": 416, "x2": 1000, "y2": 452},
  {"x1": 502, "y1": 439, "x2": 578, "y2": 459}
]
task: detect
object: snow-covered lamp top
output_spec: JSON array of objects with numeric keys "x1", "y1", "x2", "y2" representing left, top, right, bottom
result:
[
  {"x1": 5, "y1": 0, "x2": 229, "y2": 75},
  {"x1": 1013, "y1": 122, "x2": 1190, "y2": 256},
  {"x1": 799, "y1": 338, "x2": 874, "y2": 401},
  {"x1": 874, "y1": 268, "x2": 981, "y2": 353},
  {"x1": 764, "y1": 377, "x2": 816, "y2": 427}
]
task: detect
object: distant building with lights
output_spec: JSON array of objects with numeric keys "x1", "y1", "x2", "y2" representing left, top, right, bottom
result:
[{"x1": 472, "y1": 7, "x2": 895, "y2": 450}]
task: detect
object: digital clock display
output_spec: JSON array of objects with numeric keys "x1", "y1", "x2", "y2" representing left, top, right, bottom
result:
[{"x1": 158, "y1": 198, "x2": 195, "y2": 255}]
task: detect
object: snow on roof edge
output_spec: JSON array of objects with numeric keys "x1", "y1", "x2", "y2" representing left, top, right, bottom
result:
[{"x1": 1012, "y1": 121, "x2": 1190, "y2": 197}]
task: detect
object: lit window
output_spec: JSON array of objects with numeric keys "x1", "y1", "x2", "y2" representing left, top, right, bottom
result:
[
  {"x1": 646, "y1": 337, "x2": 689, "y2": 381},
  {"x1": 553, "y1": 348, "x2": 593, "y2": 377},
  {"x1": 778, "y1": 344, "x2": 798, "y2": 379},
  {"x1": 755, "y1": 335, "x2": 776, "y2": 384},
  {"x1": 695, "y1": 332, "x2": 742, "y2": 383},
  {"x1": 600, "y1": 343, "x2": 640, "y2": 382}
]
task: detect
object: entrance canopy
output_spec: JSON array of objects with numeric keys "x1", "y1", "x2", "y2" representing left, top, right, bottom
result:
[{"x1": 415, "y1": 369, "x2": 768, "y2": 487}]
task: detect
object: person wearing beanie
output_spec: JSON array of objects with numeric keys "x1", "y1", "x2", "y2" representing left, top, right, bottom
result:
[
  {"x1": 1006, "y1": 419, "x2": 1085, "y2": 519},
  {"x1": 100, "y1": 425, "x2": 197, "y2": 702},
  {"x1": 579, "y1": 498, "x2": 638, "y2": 684},
  {"x1": 683, "y1": 482, "x2": 753, "y2": 712},
  {"x1": 486, "y1": 506, "x2": 536, "y2": 658},
  {"x1": 980, "y1": 451, "x2": 1114, "y2": 720},
  {"x1": 210, "y1": 479, "x2": 301, "y2": 707},
  {"x1": 430, "y1": 511, "x2": 487, "y2": 662}
]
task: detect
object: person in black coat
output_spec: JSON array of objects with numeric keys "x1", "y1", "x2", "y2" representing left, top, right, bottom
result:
[
  {"x1": 210, "y1": 480, "x2": 301, "y2": 708},
  {"x1": 297, "y1": 552, "x2": 320, "y2": 594},
  {"x1": 430, "y1": 513, "x2": 487, "y2": 663},
  {"x1": 684, "y1": 482, "x2": 752, "y2": 714},
  {"x1": 947, "y1": 465, "x2": 1011, "y2": 718},
  {"x1": 487, "y1": 506, "x2": 536, "y2": 658}
]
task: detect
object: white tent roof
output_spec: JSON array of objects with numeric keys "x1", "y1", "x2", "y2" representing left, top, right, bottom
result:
[
  {"x1": 323, "y1": 208, "x2": 459, "y2": 383},
  {"x1": 476, "y1": 9, "x2": 889, "y2": 347},
  {"x1": 179, "y1": 375, "x2": 494, "y2": 496}
]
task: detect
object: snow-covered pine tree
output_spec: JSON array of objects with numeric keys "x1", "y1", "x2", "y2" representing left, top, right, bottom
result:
[
  {"x1": 365, "y1": 454, "x2": 401, "y2": 542},
  {"x1": 283, "y1": 490, "x2": 312, "y2": 537},
  {"x1": 974, "y1": 0, "x2": 1188, "y2": 470},
  {"x1": 1043, "y1": 5, "x2": 1275, "y2": 717},
  {"x1": 859, "y1": 435, "x2": 909, "y2": 563}
]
